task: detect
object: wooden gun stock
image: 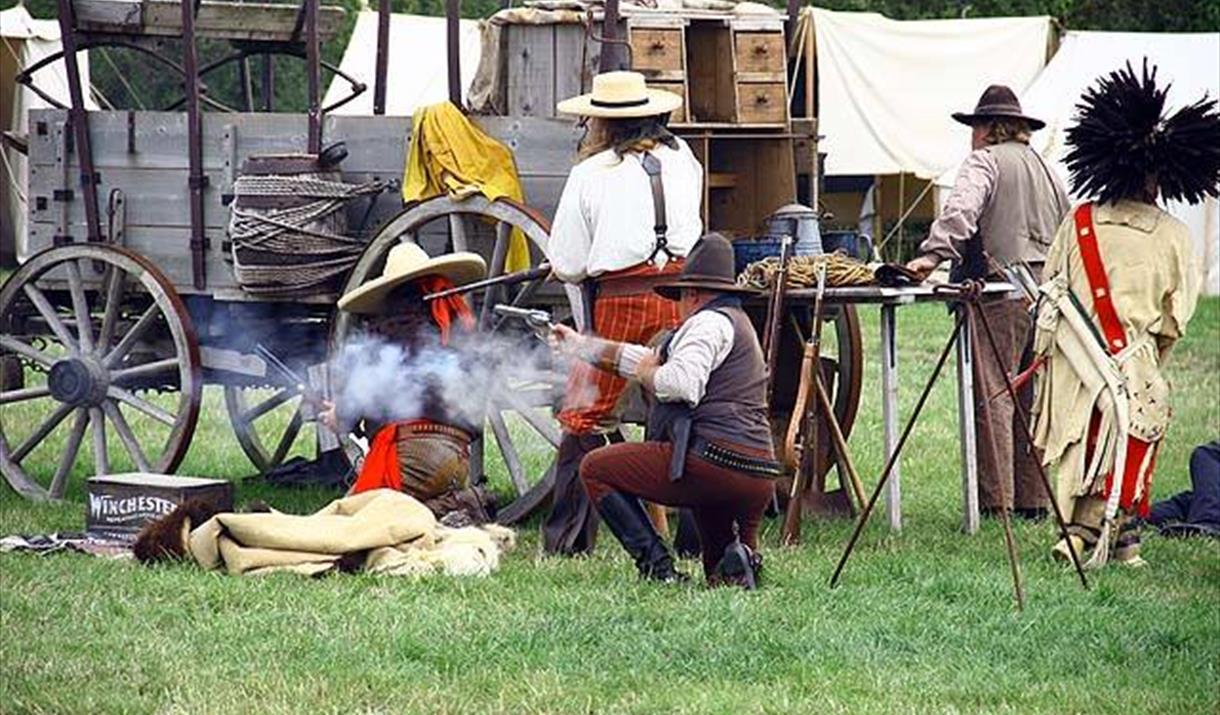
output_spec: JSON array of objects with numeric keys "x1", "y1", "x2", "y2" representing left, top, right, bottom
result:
[{"x1": 781, "y1": 262, "x2": 827, "y2": 546}]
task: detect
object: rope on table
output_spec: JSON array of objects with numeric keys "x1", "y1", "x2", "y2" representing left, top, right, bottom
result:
[{"x1": 737, "y1": 251, "x2": 875, "y2": 290}]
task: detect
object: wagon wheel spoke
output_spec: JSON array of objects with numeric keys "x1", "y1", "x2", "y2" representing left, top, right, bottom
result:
[
  {"x1": 270, "y1": 410, "x2": 304, "y2": 467},
  {"x1": 95, "y1": 265, "x2": 125, "y2": 353},
  {"x1": 103, "y1": 304, "x2": 159, "y2": 368},
  {"x1": 479, "y1": 221, "x2": 513, "y2": 329},
  {"x1": 0, "y1": 385, "x2": 51, "y2": 405},
  {"x1": 89, "y1": 406, "x2": 109, "y2": 476},
  {"x1": 107, "y1": 386, "x2": 176, "y2": 426},
  {"x1": 448, "y1": 214, "x2": 470, "y2": 252},
  {"x1": 103, "y1": 400, "x2": 151, "y2": 472},
  {"x1": 0, "y1": 335, "x2": 56, "y2": 368},
  {"x1": 48, "y1": 409, "x2": 88, "y2": 498},
  {"x1": 11, "y1": 401, "x2": 75, "y2": 464},
  {"x1": 22, "y1": 283, "x2": 77, "y2": 353},
  {"x1": 487, "y1": 410, "x2": 529, "y2": 495},
  {"x1": 244, "y1": 388, "x2": 297, "y2": 422},
  {"x1": 496, "y1": 389, "x2": 561, "y2": 448},
  {"x1": 110, "y1": 357, "x2": 180, "y2": 383},
  {"x1": 65, "y1": 260, "x2": 95, "y2": 354}
]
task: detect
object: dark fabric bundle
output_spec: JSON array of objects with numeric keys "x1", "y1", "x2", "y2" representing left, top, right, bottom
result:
[{"x1": 1064, "y1": 59, "x2": 1220, "y2": 205}]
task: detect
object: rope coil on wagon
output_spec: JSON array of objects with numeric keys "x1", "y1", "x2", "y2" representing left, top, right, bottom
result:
[
  {"x1": 737, "y1": 251, "x2": 875, "y2": 290},
  {"x1": 228, "y1": 172, "x2": 388, "y2": 295}
]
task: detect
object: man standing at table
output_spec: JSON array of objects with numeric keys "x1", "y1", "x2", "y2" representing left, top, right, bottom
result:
[{"x1": 905, "y1": 85, "x2": 1070, "y2": 519}]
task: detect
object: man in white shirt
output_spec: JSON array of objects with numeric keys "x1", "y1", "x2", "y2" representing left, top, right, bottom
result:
[
  {"x1": 551, "y1": 235, "x2": 777, "y2": 589},
  {"x1": 541, "y1": 71, "x2": 705, "y2": 556}
]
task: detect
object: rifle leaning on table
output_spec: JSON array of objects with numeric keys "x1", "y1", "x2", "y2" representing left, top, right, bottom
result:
[
  {"x1": 781, "y1": 261, "x2": 828, "y2": 545},
  {"x1": 762, "y1": 235, "x2": 794, "y2": 406}
]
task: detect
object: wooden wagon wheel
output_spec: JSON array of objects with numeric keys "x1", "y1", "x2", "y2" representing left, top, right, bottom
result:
[
  {"x1": 0, "y1": 245, "x2": 202, "y2": 500},
  {"x1": 223, "y1": 365, "x2": 330, "y2": 474},
  {"x1": 332, "y1": 195, "x2": 568, "y2": 524}
]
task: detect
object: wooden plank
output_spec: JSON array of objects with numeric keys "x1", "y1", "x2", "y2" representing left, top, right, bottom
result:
[
  {"x1": 880, "y1": 304, "x2": 902, "y2": 531},
  {"x1": 553, "y1": 24, "x2": 587, "y2": 105},
  {"x1": 506, "y1": 25, "x2": 557, "y2": 117},
  {"x1": 75, "y1": 0, "x2": 345, "y2": 42}
]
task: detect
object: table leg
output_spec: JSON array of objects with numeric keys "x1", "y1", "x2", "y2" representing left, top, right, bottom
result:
[
  {"x1": 956, "y1": 307, "x2": 979, "y2": 534},
  {"x1": 880, "y1": 304, "x2": 901, "y2": 531}
]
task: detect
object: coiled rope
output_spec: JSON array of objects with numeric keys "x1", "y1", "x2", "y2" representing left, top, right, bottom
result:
[
  {"x1": 229, "y1": 173, "x2": 388, "y2": 295},
  {"x1": 737, "y1": 251, "x2": 875, "y2": 290}
]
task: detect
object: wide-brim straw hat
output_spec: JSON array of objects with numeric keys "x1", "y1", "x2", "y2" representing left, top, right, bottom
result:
[
  {"x1": 338, "y1": 242, "x2": 486, "y2": 315},
  {"x1": 952, "y1": 84, "x2": 1046, "y2": 131},
  {"x1": 557, "y1": 70, "x2": 683, "y2": 119},
  {"x1": 655, "y1": 234, "x2": 758, "y2": 300}
]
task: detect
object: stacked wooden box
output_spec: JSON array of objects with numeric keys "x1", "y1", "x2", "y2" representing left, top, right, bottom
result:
[{"x1": 629, "y1": 16, "x2": 788, "y2": 127}]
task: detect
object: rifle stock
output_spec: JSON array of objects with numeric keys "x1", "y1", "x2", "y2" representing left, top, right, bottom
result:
[{"x1": 781, "y1": 262, "x2": 827, "y2": 546}]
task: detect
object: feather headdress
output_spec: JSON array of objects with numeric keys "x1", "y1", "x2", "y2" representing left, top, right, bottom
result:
[{"x1": 1064, "y1": 59, "x2": 1220, "y2": 205}]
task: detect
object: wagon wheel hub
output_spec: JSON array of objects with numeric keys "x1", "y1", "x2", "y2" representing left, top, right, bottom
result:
[{"x1": 47, "y1": 358, "x2": 109, "y2": 407}]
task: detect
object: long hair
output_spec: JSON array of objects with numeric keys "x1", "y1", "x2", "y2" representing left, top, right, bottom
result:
[
  {"x1": 982, "y1": 118, "x2": 1031, "y2": 145},
  {"x1": 578, "y1": 114, "x2": 679, "y2": 160},
  {"x1": 1065, "y1": 59, "x2": 1220, "y2": 204}
]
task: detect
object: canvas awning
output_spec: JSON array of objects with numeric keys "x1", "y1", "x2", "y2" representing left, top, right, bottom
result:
[
  {"x1": 809, "y1": 7, "x2": 1053, "y2": 179},
  {"x1": 322, "y1": 11, "x2": 481, "y2": 116}
]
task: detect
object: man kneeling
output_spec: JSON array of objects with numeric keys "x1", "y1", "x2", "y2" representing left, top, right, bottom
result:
[{"x1": 550, "y1": 234, "x2": 777, "y2": 588}]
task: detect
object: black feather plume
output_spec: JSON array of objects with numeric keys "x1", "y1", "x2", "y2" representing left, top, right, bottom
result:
[{"x1": 1064, "y1": 59, "x2": 1220, "y2": 204}]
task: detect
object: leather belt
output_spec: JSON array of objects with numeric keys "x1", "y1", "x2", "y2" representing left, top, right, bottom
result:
[
  {"x1": 689, "y1": 437, "x2": 781, "y2": 479},
  {"x1": 596, "y1": 269, "x2": 682, "y2": 298},
  {"x1": 396, "y1": 421, "x2": 473, "y2": 443}
]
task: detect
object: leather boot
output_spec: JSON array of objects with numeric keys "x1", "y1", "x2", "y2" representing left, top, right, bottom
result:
[
  {"x1": 542, "y1": 433, "x2": 605, "y2": 556},
  {"x1": 711, "y1": 539, "x2": 761, "y2": 590},
  {"x1": 595, "y1": 492, "x2": 686, "y2": 582}
]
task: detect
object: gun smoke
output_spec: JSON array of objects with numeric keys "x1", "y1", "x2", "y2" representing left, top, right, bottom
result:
[{"x1": 329, "y1": 328, "x2": 593, "y2": 430}]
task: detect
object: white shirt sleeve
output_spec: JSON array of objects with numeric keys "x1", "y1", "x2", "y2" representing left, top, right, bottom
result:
[
  {"x1": 652, "y1": 311, "x2": 735, "y2": 406},
  {"x1": 547, "y1": 170, "x2": 593, "y2": 283}
]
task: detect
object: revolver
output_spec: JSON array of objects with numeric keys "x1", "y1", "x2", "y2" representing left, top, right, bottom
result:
[{"x1": 493, "y1": 305, "x2": 554, "y2": 341}]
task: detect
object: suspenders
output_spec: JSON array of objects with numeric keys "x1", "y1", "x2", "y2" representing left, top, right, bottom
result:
[{"x1": 641, "y1": 152, "x2": 677, "y2": 264}]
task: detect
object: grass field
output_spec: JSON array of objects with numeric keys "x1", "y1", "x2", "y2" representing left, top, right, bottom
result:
[{"x1": 2, "y1": 299, "x2": 1218, "y2": 715}]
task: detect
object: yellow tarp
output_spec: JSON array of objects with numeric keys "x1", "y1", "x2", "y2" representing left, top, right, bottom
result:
[{"x1": 403, "y1": 102, "x2": 531, "y2": 273}]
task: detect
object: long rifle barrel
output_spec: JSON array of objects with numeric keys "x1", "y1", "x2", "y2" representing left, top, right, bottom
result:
[{"x1": 423, "y1": 263, "x2": 552, "y2": 302}]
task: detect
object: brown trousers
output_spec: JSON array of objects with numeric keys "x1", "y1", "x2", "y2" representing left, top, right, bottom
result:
[
  {"x1": 580, "y1": 441, "x2": 774, "y2": 577},
  {"x1": 396, "y1": 430, "x2": 470, "y2": 501},
  {"x1": 970, "y1": 297, "x2": 1048, "y2": 511}
]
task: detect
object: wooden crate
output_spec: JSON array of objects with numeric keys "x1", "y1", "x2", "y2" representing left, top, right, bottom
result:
[
  {"x1": 686, "y1": 22, "x2": 737, "y2": 124},
  {"x1": 73, "y1": 0, "x2": 346, "y2": 42},
  {"x1": 86, "y1": 472, "x2": 233, "y2": 537}
]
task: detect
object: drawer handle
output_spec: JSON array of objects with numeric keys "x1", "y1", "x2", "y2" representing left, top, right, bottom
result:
[
  {"x1": 755, "y1": 94, "x2": 770, "y2": 105},
  {"x1": 752, "y1": 44, "x2": 769, "y2": 56},
  {"x1": 650, "y1": 41, "x2": 666, "y2": 53}
]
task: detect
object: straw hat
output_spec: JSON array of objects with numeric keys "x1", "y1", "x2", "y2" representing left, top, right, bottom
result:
[
  {"x1": 338, "y1": 243, "x2": 486, "y2": 315},
  {"x1": 951, "y1": 85, "x2": 1046, "y2": 130},
  {"x1": 556, "y1": 71, "x2": 683, "y2": 119},
  {"x1": 655, "y1": 234, "x2": 757, "y2": 300}
]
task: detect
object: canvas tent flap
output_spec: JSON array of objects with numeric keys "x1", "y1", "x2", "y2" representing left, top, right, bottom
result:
[
  {"x1": 811, "y1": 8, "x2": 1052, "y2": 179},
  {"x1": 935, "y1": 30, "x2": 1220, "y2": 295},
  {"x1": 322, "y1": 11, "x2": 481, "y2": 116}
]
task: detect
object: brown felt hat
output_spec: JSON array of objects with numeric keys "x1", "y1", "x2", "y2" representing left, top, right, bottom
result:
[
  {"x1": 655, "y1": 234, "x2": 758, "y2": 300},
  {"x1": 952, "y1": 84, "x2": 1045, "y2": 131}
]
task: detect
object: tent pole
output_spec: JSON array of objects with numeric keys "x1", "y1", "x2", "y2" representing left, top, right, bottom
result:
[{"x1": 374, "y1": 0, "x2": 390, "y2": 115}]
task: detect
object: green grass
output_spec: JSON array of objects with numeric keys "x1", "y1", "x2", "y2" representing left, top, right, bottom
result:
[{"x1": 2, "y1": 300, "x2": 1218, "y2": 715}]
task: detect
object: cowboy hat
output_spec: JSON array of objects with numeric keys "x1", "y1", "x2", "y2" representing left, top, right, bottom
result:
[
  {"x1": 655, "y1": 234, "x2": 758, "y2": 300},
  {"x1": 338, "y1": 243, "x2": 486, "y2": 315},
  {"x1": 952, "y1": 84, "x2": 1046, "y2": 130},
  {"x1": 556, "y1": 71, "x2": 683, "y2": 119}
]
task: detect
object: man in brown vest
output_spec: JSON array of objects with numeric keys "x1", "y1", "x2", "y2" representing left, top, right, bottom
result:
[
  {"x1": 906, "y1": 85, "x2": 1070, "y2": 519},
  {"x1": 549, "y1": 235, "x2": 777, "y2": 589}
]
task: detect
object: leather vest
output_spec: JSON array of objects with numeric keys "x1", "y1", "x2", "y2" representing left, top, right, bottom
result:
[
  {"x1": 648, "y1": 296, "x2": 774, "y2": 454},
  {"x1": 956, "y1": 141, "x2": 1070, "y2": 280}
]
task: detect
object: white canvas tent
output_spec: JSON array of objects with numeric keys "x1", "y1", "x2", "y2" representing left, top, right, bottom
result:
[
  {"x1": 1, "y1": 5, "x2": 96, "y2": 263},
  {"x1": 810, "y1": 7, "x2": 1054, "y2": 179},
  {"x1": 935, "y1": 31, "x2": 1220, "y2": 295},
  {"x1": 322, "y1": 11, "x2": 480, "y2": 116}
]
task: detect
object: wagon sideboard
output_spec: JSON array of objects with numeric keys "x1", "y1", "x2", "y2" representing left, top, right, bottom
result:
[{"x1": 23, "y1": 109, "x2": 583, "y2": 299}]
